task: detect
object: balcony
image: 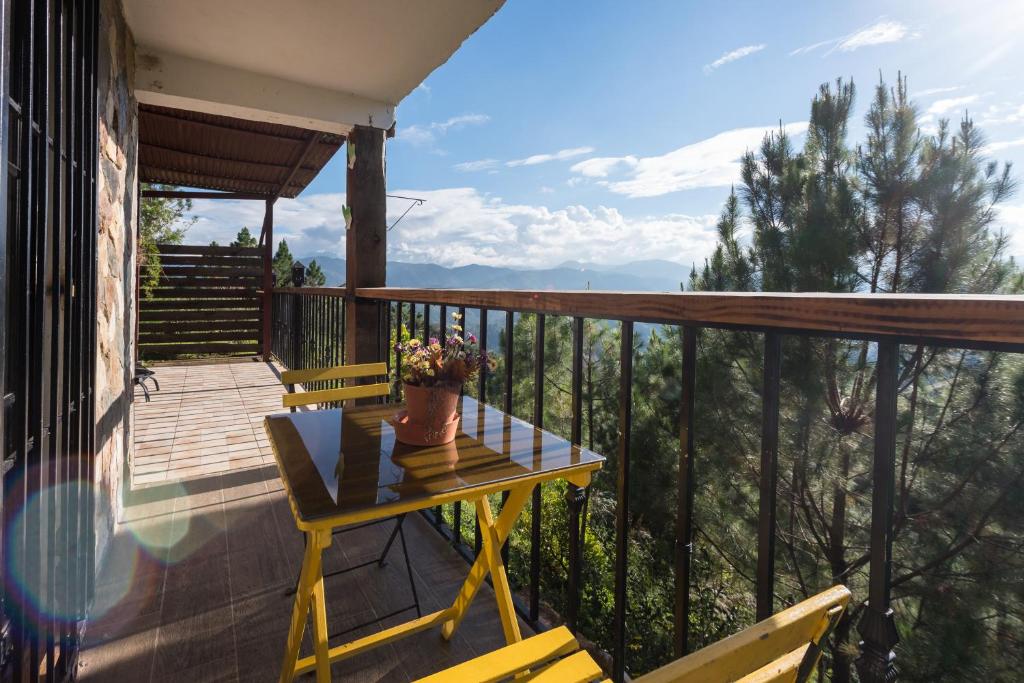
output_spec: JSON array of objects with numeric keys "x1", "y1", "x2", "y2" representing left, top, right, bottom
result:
[{"x1": 89, "y1": 281, "x2": 1024, "y2": 682}]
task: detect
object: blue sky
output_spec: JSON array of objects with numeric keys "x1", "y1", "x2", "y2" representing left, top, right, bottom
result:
[{"x1": 192, "y1": 0, "x2": 1024, "y2": 268}]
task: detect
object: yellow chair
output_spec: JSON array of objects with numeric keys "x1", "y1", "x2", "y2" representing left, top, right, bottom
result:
[
  {"x1": 277, "y1": 362, "x2": 422, "y2": 627},
  {"x1": 280, "y1": 361, "x2": 390, "y2": 411},
  {"x1": 416, "y1": 585, "x2": 851, "y2": 683}
]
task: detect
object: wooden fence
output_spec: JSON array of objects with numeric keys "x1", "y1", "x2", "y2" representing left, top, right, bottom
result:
[{"x1": 138, "y1": 244, "x2": 264, "y2": 360}]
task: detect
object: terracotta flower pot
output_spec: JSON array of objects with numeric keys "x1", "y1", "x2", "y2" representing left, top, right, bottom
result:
[{"x1": 398, "y1": 382, "x2": 461, "y2": 445}]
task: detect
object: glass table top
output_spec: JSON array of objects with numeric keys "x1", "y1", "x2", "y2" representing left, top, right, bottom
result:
[{"x1": 264, "y1": 396, "x2": 605, "y2": 524}]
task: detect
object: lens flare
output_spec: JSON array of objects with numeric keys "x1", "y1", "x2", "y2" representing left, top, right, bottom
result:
[{"x1": 5, "y1": 480, "x2": 108, "y2": 623}]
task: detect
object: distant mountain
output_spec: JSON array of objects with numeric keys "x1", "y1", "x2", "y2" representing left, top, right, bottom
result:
[{"x1": 296, "y1": 255, "x2": 689, "y2": 292}]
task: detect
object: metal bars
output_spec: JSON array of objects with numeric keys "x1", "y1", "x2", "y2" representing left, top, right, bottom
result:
[
  {"x1": 756, "y1": 332, "x2": 782, "y2": 621},
  {"x1": 279, "y1": 292, "x2": 918, "y2": 683},
  {"x1": 612, "y1": 320, "x2": 634, "y2": 682},
  {"x1": 529, "y1": 314, "x2": 545, "y2": 622},
  {"x1": 673, "y1": 326, "x2": 697, "y2": 656},
  {"x1": 1, "y1": 0, "x2": 99, "y2": 677},
  {"x1": 856, "y1": 341, "x2": 900, "y2": 683}
]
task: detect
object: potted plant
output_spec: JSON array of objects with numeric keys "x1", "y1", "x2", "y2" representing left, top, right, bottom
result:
[{"x1": 392, "y1": 312, "x2": 495, "y2": 446}]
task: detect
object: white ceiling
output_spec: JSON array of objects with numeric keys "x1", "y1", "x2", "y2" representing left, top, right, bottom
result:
[{"x1": 123, "y1": 0, "x2": 505, "y2": 130}]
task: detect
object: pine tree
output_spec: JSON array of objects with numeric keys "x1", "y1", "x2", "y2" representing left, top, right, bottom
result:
[
  {"x1": 273, "y1": 239, "x2": 294, "y2": 287},
  {"x1": 305, "y1": 259, "x2": 327, "y2": 287},
  {"x1": 687, "y1": 76, "x2": 1024, "y2": 682},
  {"x1": 139, "y1": 183, "x2": 194, "y2": 298},
  {"x1": 231, "y1": 226, "x2": 258, "y2": 248}
]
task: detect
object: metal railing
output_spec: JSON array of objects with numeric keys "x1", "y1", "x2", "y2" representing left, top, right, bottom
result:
[{"x1": 270, "y1": 285, "x2": 1024, "y2": 682}]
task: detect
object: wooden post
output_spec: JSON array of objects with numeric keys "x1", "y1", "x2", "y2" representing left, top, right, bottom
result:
[
  {"x1": 261, "y1": 198, "x2": 274, "y2": 361},
  {"x1": 345, "y1": 125, "x2": 387, "y2": 368}
]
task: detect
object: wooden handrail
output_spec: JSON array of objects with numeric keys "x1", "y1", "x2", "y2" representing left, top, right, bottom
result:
[{"x1": 349, "y1": 287, "x2": 1024, "y2": 349}]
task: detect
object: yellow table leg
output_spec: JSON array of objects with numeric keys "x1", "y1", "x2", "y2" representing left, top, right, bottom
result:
[
  {"x1": 280, "y1": 529, "x2": 332, "y2": 683},
  {"x1": 476, "y1": 493, "x2": 523, "y2": 644},
  {"x1": 310, "y1": 567, "x2": 331, "y2": 683},
  {"x1": 442, "y1": 485, "x2": 532, "y2": 644}
]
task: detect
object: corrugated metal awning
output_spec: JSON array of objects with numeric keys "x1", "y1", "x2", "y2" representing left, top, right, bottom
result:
[{"x1": 138, "y1": 103, "x2": 343, "y2": 198}]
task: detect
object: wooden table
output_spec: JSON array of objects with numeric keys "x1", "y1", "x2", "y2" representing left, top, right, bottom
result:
[{"x1": 265, "y1": 396, "x2": 605, "y2": 683}]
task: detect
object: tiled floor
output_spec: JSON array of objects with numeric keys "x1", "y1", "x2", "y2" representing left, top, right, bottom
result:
[
  {"x1": 81, "y1": 360, "x2": 523, "y2": 682},
  {"x1": 132, "y1": 361, "x2": 283, "y2": 486}
]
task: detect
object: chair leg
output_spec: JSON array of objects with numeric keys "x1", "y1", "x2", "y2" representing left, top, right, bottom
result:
[
  {"x1": 150, "y1": 375, "x2": 160, "y2": 391},
  {"x1": 377, "y1": 515, "x2": 404, "y2": 568},
  {"x1": 137, "y1": 379, "x2": 150, "y2": 402},
  {"x1": 396, "y1": 517, "x2": 422, "y2": 618}
]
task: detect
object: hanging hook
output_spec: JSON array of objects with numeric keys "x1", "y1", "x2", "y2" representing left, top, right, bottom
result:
[{"x1": 386, "y1": 194, "x2": 426, "y2": 232}]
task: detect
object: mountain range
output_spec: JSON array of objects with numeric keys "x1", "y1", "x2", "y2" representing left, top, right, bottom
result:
[{"x1": 296, "y1": 255, "x2": 691, "y2": 292}]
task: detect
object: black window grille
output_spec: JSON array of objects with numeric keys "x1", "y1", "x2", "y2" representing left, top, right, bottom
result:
[{"x1": 1, "y1": 0, "x2": 99, "y2": 680}]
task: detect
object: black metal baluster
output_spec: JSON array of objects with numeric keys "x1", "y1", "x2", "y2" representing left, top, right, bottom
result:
[
  {"x1": 478, "y1": 307, "x2": 488, "y2": 402},
  {"x1": 475, "y1": 307, "x2": 489, "y2": 556},
  {"x1": 440, "y1": 304, "x2": 447, "y2": 343},
  {"x1": 567, "y1": 316, "x2": 585, "y2": 633},
  {"x1": 856, "y1": 341, "x2": 900, "y2": 683},
  {"x1": 385, "y1": 300, "x2": 392, "y2": 376},
  {"x1": 612, "y1": 320, "x2": 634, "y2": 683},
  {"x1": 502, "y1": 310, "x2": 514, "y2": 564},
  {"x1": 393, "y1": 302, "x2": 403, "y2": 397},
  {"x1": 674, "y1": 326, "x2": 697, "y2": 655},
  {"x1": 756, "y1": 332, "x2": 781, "y2": 621},
  {"x1": 529, "y1": 314, "x2": 545, "y2": 623}
]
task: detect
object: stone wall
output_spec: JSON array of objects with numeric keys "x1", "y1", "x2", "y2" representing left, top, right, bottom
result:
[{"x1": 93, "y1": 0, "x2": 137, "y2": 564}]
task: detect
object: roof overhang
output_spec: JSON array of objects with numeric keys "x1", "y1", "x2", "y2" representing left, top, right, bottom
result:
[
  {"x1": 124, "y1": 0, "x2": 506, "y2": 134},
  {"x1": 138, "y1": 104, "x2": 344, "y2": 198}
]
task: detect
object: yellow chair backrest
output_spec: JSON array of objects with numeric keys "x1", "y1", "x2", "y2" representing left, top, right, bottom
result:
[
  {"x1": 415, "y1": 585, "x2": 851, "y2": 683},
  {"x1": 638, "y1": 584, "x2": 851, "y2": 683},
  {"x1": 280, "y1": 362, "x2": 389, "y2": 409}
]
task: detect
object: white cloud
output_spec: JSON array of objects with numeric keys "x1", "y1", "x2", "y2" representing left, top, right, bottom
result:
[
  {"x1": 571, "y1": 156, "x2": 639, "y2": 178},
  {"x1": 790, "y1": 19, "x2": 919, "y2": 57},
  {"x1": 187, "y1": 189, "x2": 720, "y2": 270},
  {"x1": 454, "y1": 159, "x2": 500, "y2": 172},
  {"x1": 398, "y1": 114, "x2": 490, "y2": 147},
  {"x1": 985, "y1": 137, "x2": 1024, "y2": 154},
  {"x1": 506, "y1": 146, "x2": 595, "y2": 167},
  {"x1": 976, "y1": 100, "x2": 1024, "y2": 128},
  {"x1": 189, "y1": 193, "x2": 349, "y2": 253},
  {"x1": 703, "y1": 44, "x2": 766, "y2": 74},
  {"x1": 569, "y1": 122, "x2": 808, "y2": 198},
  {"x1": 911, "y1": 85, "x2": 963, "y2": 99},
  {"x1": 789, "y1": 38, "x2": 836, "y2": 57},
  {"x1": 927, "y1": 94, "x2": 980, "y2": 117},
  {"x1": 836, "y1": 20, "x2": 916, "y2": 52},
  {"x1": 997, "y1": 203, "x2": 1024, "y2": 263}
]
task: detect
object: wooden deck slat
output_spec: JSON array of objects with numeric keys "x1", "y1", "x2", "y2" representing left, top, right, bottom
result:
[
  {"x1": 157, "y1": 243, "x2": 263, "y2": 257},
  {"x1": 138, "y1": 330, "x2": 261, "y2": 344},
  {"x1": 159, "y1": 254, "x2": 263, "y2": 267},
  {"x1": 140, "y1": 309, "x2": 262, "y2": 322},
  {"x1": 139, "y1": 320, "x2": 262, "y2": 334},
  {"x1": 160, "y1": 265, "x2": 265, "y2": 278}
]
